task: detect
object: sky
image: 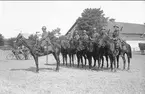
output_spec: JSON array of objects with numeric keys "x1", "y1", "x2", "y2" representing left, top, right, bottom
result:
[{"x1": 0, "y1": 1, "x2": 145, "y2": 38}]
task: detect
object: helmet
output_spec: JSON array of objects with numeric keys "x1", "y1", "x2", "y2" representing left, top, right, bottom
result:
[
  {"x1": 42, "y1": 26, "x2": 47, "y2": 30},
  {"x1": 113, "y1": 25, "x2": 120, "y2": 29}
]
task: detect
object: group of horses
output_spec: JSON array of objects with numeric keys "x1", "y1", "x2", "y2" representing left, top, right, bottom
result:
[
  {"x1": 15, "y1": 29, "x2": 132, "y2": 73},
  {"x1": 60, "y1": 30, "x2": 132, "y2": 72}
]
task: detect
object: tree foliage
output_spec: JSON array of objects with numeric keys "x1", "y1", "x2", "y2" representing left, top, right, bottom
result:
[
  {"x1": 28, "y1": 28, "x2": 61, "y2": 44},
  {"x1": 48, "y1": 28, "x2": 61, "y2": 42},
  {"x1": 7, "y1": 37, "x2": 17, "y2": 48},
  {"x1": 76, "y1": 8, "x2": 108, "y2": 36},
  {"x1": 28, "y1": 34, "x2": 38, "y2": 41},
  {"x1": 0, "y1": 34, "x2": 4, "y2": 46},
  {"x1": 109, "y1": 18, "x2": 115, "y2": 22}
]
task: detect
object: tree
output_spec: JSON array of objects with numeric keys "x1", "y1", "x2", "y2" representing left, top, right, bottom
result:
[
  {"x1": 7, "y1": 37, "x2": 17, "y2": 48},
  {"x1": 76, "y1": 8, "x2": 108, "y2": 36},
  {"x1": 48, "y1": 28, "x2": 61, "y2": 42},
  {"x1": 0, "y1": 34, "x2": 4, "y2": 46},
  {"x1": 28, "y1": 28, "x2": 61, "y2": 44},
  {"x1": 109, "y1": 18, "x2": 115, "y2": 22},
  {"x1": 28, "y1": 34, "x2": 38, "y2": 41}
]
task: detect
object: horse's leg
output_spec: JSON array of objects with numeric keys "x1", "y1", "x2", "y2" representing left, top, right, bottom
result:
[
  {"x1": 88, "y1": 57, "x2": 91, "y2": 69},
  {"x1": 98, "y1": 55, "x2": 101, "y2": 69},
  {"x1": 34, "y1": 56, "x2": 39, "y2": 73},
  {"x1": 69, "y1": 54, "x2": 72, "y2": 67},
  {"x1": 81, "y1": 55, "x2": 83, "y2": 68},
  {"x1": 116, "y1": 55, "x2": 120, "y2": 69},
  {"x1": 101, "y1": 56, "x2": 104, "y2": 69},
  {"x1": 110, "y1": 56, "x2": 113, "y2": 71},
  {"x1": 83, "y1": 55, "x2": 87, "y2": 67},
  {"x1": 93, "y1": 56, "x2": 96, "y2": 67},
  {"x1": 122, "y1": 54, "x2": 126, "y2": 70},
  {"x1": 52, "y1": 52, "x2": 60, "y2": 71},
  {"x1": 82, "y1": 54, "x2": 86, "y2": 67},
  {"x1": 72, "y1": 54, "x2": 74, "y2": 66},
  {"x1": 90, "y1": 56, "x2": 92, "y2": 69},
  {"x1": 93, "y1": 58, "x2": 96, "y2": 67},
  {"x1": 106, "y1": 55, "x2": 109, "y2": 68},
  {"x1": 113, "y1": 56, "x2": 117, "y2": 72},
  {"x1": 127, "y1": 54, "x2": 130, "y2": 70},
  {"x1": 62, "y1": 54, "x2": 65, "y2": 65},
  {"x1": 88, "y1": 56, "x2": 92, "y2": 69},
  {"x1": 77, "y1": 54, "x2": 80, "y2": 68},
  {"x1": 65, "y1": 54, "x2": 68, "y2": 66}
]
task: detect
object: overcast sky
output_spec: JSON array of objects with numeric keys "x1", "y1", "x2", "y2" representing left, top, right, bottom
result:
[{"x1": 0, "y1": 1, "x2": 145, "y2": 38}]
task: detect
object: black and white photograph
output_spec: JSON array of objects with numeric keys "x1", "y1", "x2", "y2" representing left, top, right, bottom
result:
[{"x1": 0, "y1": 1, "x2": 145, "y2": 94}]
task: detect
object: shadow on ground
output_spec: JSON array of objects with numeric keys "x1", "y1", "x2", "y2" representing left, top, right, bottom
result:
[
  {"x1": 10, "y1": 63, "x2": 128, "y2": 73},
  {"x1": 44, "y1": 63, "x2": 115, "y2": 72},
  {"x1": 11, "y1": 67, "x2": 54, "y2": 73}
]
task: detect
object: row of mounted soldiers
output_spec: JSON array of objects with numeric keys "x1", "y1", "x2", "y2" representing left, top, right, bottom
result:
[
  {"x1": 60, "y1": 25, "x2": 132, "y2": 71},
  {"x1": 14, "y1": 25, "x2": 131, "y2": 72}
]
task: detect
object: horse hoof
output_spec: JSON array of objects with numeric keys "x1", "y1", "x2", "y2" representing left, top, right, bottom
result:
[
  {"x1": 55, "y1": 68, "x2": 59, "y2": 72},
  {"x1": 56, "y1": 70, "x2": 59, "y2": 72}
]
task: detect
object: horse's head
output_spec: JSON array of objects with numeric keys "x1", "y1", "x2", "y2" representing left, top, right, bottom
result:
[
  {"x1": 97, "y1": 32, "x2": 108, "y2": 48},
  {"x1": 15, "y1": 33, "x2": 24, "y2": 46}
]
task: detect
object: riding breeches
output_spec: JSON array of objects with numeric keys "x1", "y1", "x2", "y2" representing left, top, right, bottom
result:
[{"x1": 41, "y1": 37, "x2": 51, "y2": 47}]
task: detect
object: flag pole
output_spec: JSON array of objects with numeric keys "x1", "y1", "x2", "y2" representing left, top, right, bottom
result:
[{"x1": 46, "y1": 41, "x2": 48, "y2": 64}]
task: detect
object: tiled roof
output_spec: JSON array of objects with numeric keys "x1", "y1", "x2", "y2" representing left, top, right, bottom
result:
[
  {"x1": 65, "y1": 21, "x2": 145, "y2": 37},
  {"x1": 106, "y1": 21, "x2": 145, "y2": 34}
]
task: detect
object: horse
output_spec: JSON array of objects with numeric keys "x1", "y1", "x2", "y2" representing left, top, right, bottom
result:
[
  {"x1": 74, "y1": 39, "x2": 87, "y2": 68},
  {"x1": 15, "y1": 33, "x2": 61, "y2": 73},
  {"x1": 116, "y1": 40, "x2": 132, "y2": 70},
  {"x1": 60, "y1": 38, "x2": 69, "y2": 66},
  {"x1": 68, "y1": 39, "x2": 77, "y2": 66},
  {"x1": 97, "y1": 33, "x2": 120, "y2": 71},
  {"x1": 86, "y1": 39, "x2": 109, "y2": 69}
]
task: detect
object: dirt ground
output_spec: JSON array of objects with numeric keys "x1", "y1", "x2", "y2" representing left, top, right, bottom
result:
[{"x1": 0, "y1": 50, "x2": 145, "y2": 94}]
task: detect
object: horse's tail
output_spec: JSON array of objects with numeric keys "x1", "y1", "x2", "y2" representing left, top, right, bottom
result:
[{"x1": 127, "y1": 44, "x2": 132, "y2": 58}]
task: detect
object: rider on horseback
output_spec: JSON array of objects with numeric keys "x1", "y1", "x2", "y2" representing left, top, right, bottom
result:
[
  {"x1": 112, "y1": 25, "x2": 120, "y2": 40},
  {"x1": 74, "y1": 31, "x2": 80, "y2": 40},
  {"x1": 91, "y1": 28, "x2": 100, "y2": 42},
  {"x1": 112, "y1": 25, "x2": 126, "y2": 53},
  {"x1": 81, "y1": 30, "x2": 89, "y2": 47},
  {"x1": 40, "y1": 26, "x2": 52, "y2": 52}
]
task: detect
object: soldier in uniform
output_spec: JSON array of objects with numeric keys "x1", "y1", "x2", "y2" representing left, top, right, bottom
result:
[
  {"x1": 81, "y1": 30, "x2": 89, "y2": 47},
  {"x1": 74, "y1": 31, "x2": 80, "y2": 41},
  {"x1": 40, "y1": 26, "x2": 52, "y2": 49},
  {"x1": 112, "y1": 25, "x2": 125, "y2": 52},
  {"x1": 112, "y1": 25, "x2": 120, "y2": 39},
  {"x1": 82, "y1": 30, "x2": 89, "y2": 40},
  {"x1": 91, "y1": 28, "x2": 100, "y2": 41}
]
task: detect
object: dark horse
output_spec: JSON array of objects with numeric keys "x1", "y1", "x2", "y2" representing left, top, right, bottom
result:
[
  {"x1": 15, "y1": 33, "x2": 61, "y2": 73},
  {"x1": 97, "y1": 33, "x2": 120, "y2": 71},
  {"x1": 116, "y1": 40, "x2": 132, "y2": 70},
  {"x1": 60, "y1": 37, "x2": 70, "y2": 66}
]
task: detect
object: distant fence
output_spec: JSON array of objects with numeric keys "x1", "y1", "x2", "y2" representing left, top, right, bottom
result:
[{"x1": 0, "y1": 46, "x2": 12, "y2": 50}]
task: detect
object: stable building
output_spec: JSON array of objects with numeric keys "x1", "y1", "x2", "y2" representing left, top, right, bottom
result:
[{"x1": 65, "y1": 21, "x2": 145, "y2": 51}]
